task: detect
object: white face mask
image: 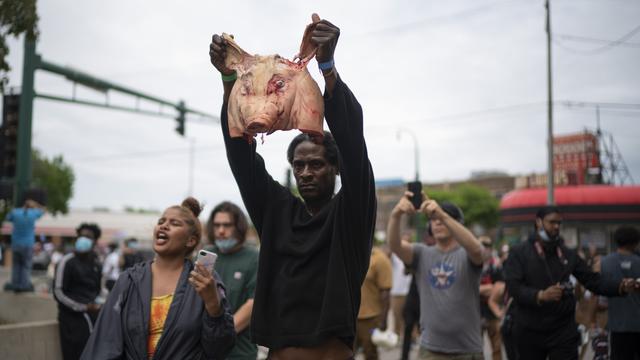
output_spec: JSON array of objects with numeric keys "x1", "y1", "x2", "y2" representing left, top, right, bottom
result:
[
  {"x1": 215, "y1": 238, "x2": 239, "y2": 253},
  {"x1": 538, "y1": 228, "x2": 556, "y2": 242}
]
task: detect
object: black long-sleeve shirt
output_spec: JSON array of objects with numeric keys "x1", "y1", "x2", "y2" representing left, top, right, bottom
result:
[
  {"x1": 221, "y1": 75, "x2": 376, "y2": 349},
  {"x1": 504, "y1": 234, "x2": 620, "y2": 331},
  {"x1": 53, "y1": 252, "x2": 101, "y2": 313}
]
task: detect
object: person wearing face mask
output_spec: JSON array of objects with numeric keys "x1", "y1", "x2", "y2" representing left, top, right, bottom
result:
[
  {"x1": 205, "y1": 201, "x2": 259, "y2": 360},
  {"x1": 119, "y1": 237, "x2": 145, "y2": 271},
  {"x1": 53, "y1": 233, "x2": 102, "y2": 360},
  {"x1": 503, "y1": 206, "x2": 638, "y2": 360}
]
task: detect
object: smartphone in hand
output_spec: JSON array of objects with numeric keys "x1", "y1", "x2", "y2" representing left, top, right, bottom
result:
[
  {"x1": 196, "y1": 249, "x2": 218, "y2": 274},
  {"x1": 407, "y1": 181, "x2": 422, "y2": 209}
]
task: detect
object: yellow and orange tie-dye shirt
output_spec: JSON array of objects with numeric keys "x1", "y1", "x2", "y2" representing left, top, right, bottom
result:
[{"x1": 147, "y1": 293, "x2": 173, "y2": 359}]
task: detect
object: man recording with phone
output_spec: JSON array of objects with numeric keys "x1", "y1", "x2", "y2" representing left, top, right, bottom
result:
[
  {"x1": 504, "y1": 206, "x2": 638, "y2": 360},
  {"x1": 387, "y1": 190, "x2": 486, "y2": 360}
]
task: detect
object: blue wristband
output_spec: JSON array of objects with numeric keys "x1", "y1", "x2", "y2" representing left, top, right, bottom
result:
[{"x1": 318, "y1": 59, "x2": 334, "y2": 70}]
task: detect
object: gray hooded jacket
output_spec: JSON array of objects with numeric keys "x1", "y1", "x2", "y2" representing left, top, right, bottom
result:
[{"x1": 80, "y1": 259, "x2": 235, "y2": 360}]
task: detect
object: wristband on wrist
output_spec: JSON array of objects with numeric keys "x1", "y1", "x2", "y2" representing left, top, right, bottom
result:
[
  {"x1": 322, "y1": 67, "x2": 337, "y2": 78},
  {"x1": 318, "y1": 59, "x2": 334, "y2": 70},
  {"x1": 221, "y1": 72, "x2": 237, "y2": 82}
]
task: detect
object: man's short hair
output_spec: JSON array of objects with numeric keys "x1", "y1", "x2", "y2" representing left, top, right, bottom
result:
[
  {"x1": 441, "y1": 202, "x2": 464, "y2": 224},
  {"x1": 613, "y1": 226, "x2": 640, "y2": 248},
  {"x1": 535, "y1": 206, "x2": 561, "y2": 220},
  {"x1": 206, "y1": 201, "x2": 249, "y2": 243},
  {"x1": 76, "y1": 222, "x2": 102, "y2": 240},
  {"x1": 286, "y1": 131, "x2": 340, "y2": 169}
]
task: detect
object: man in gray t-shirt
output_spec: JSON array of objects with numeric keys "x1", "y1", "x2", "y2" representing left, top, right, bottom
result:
[{"x1": 388, "y1": 191, "x2": 486, "y2": 360}]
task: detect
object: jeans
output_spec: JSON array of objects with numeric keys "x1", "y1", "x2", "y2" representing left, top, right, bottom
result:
[{"x1": 10, "y1": 244, "x2": 34, "y2": 291}]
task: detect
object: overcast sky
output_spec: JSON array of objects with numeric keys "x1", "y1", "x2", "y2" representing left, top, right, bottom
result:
[{"x1": 3, "y1": 0, "x2": 639, "y2": 215}]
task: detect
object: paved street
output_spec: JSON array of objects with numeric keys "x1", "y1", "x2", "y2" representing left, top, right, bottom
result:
[{"x1": 1, "y1": 268, "x2": 596, "y2": 360}]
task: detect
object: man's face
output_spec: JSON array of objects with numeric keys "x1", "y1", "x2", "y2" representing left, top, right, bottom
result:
[
  {"x1": 212, "y1": 212, "x2": 237, "y2": 240},
  {"x1": 537, "y1": 212, "x2": 562, "y2": 239},
  {"x1": 292, "y1": 141, "x2": 337, "y2": 203},
  {"x1": 79, "y1": 228, "x2": 97, "y2": 241},
  {"x1": 430, "y1": 218, "x2": 452, "y2": 242}
]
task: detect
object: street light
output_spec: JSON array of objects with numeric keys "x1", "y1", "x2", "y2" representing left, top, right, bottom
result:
[
  {"x1": 397, "y1": 128, "x2": 420, "y2": 181},
  {"x1": 397, "y1": 127, "x2": 423, "y2": 241}
]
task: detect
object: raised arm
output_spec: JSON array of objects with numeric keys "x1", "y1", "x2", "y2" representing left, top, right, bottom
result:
[
  {"x1": 209, "y1": 34, "x2": 284, "y2": 230},
  {"x1": 420, "y1": 194, "x2": 485, "y2": 265},
  {"x1": 387, "y1": 192, "x2": 417, "y2": 265}
]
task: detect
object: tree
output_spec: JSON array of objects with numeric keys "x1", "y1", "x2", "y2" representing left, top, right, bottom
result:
[
  {"x1": 0, "y1": 0, "x2": 39, "y2": 93},
  {"x1": 426, "y1": 184, "x2": 499, "y2": 229},
  {"x1": 32, "y1": 149, "x2": 74, "y2": 215}
]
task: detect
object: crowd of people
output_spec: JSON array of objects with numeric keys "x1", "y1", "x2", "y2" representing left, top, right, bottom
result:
[{"x1": 1, "y1": 13, "x2": 639, "y2": 360}]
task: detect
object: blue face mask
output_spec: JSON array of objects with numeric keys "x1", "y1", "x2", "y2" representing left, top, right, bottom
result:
[
  {"x1": 75, "y1": 236, "x2": 94, "y2": 253},
  {"x1": 215, "y1": 238, "x2": 239, "y2": 253}
]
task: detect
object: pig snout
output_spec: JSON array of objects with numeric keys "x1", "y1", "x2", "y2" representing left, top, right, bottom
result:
[{"x1": 241, "y1": 100, "x2": 284, "y2": 134}]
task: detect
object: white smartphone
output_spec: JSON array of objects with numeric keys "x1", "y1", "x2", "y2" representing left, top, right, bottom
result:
[{"x1": 196, "y1": 249, "x2": 218, "y2": 274}]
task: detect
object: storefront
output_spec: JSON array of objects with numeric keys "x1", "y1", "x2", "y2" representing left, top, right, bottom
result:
[{"x1": 499, "y1": 185, "x2": 640, "y2": 252}]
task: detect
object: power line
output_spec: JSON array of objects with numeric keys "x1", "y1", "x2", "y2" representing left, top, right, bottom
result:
[
  {"x1": 552, "y1": 24, "x2": 640, "y2": 54},
  {"x1": 390, "y1": 100, "x2": 640, "y2": 127},
  {"x1": 554, "y1": 33, "x2": 640, "y2": 48},
  {"x1": 72, "y1": 145, "x2": 223, "y2": 162},
  {"x1": 363, "y1": 0, "x2": 525, "y2": 36}
]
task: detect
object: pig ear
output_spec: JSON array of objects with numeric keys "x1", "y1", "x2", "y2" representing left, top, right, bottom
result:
[
  {"x1": 296, "y1": 16, "x2": 321, "y2": 64},
  {"x1": 290, "y1": 72, "x2": 324, "y2": 137},
  {"x1": 222, "y1": 33, "x2": 253, "y2": 73}
]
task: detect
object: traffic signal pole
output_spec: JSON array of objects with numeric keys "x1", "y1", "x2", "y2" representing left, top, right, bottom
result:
[
  {"x1": 15, "y1": 40, "x2": 37, "y2": 205},
  {"x1": 13, "y1": 38, "x2": 217, "y2": 204}
]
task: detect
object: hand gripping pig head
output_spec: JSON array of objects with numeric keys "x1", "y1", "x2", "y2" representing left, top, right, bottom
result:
[{"x1": 223, "y1": 21, "x2": 324, "y2": 142}]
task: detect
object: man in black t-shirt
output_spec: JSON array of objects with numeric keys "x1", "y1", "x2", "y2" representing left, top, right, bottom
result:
[{"x1": 210, "y1": 13, "x2": 376, "y2": 360}]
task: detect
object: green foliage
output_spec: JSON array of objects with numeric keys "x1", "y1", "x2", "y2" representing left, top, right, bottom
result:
[
  {"x1": 32, "y1": 149, "x2": 74, "y2": 215},
  {"x1": 426, "y1": 184, "x2": 499, "y2": 229},
  {"x1": 0, "y1": 0, "x2": 39, "y2": 93}
]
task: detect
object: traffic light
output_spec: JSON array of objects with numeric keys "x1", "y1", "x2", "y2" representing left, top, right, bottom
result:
[
  {"x1": 175, "y1": 100, "x2": 186, "y2": 136},
  {"x1": 1, "y1": 94, "x2": 20, "y2": 179}
]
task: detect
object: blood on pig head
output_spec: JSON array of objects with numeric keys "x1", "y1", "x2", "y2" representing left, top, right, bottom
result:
[{"x1": 223, "y1": 19, "x2": 324, "y2": 142}]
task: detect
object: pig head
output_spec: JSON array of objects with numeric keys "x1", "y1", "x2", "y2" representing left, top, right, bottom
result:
[{"x1": 223, "y1": 27, "x2": 324, "y2": 141}]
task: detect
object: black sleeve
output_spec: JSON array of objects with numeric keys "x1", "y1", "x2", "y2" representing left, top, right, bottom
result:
[
  {"x1": 572, "y1": 254, "x2": 620, "y2": 297},
  {"x1": 324, "y1": 76, "x2": 376, "y2": 257},
  {"x1": 200, "y1": 273, "x2": 236, "y2": 359},
  {"x1": 324, "y1": 76, "x2": 375, "y2": 221},
  {"x1": 504, "y1": 246, "x2": 540, "y2": 307},
  {"x1": 80, "y1": 275, "x2": 129, "y2": 360},
  {"x1": 220, "y1": 102, "x2": 288, "y2": 232}
]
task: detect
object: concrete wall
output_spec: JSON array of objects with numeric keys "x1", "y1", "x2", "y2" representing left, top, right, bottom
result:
[
  {"x1": 0, "y1": 320, "x2": 62, "y2": 360},
  {"x1": 0, "y1": 292, "x2": 62, "y2": 360}
]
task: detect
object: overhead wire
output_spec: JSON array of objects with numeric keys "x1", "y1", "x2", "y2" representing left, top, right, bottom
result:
[{"x1": 552, "y1": 23, "x2": 640, "y2": 54}]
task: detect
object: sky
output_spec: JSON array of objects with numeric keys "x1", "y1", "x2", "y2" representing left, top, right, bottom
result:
[{"x1": 3, "y1": 0, "x2": 640, "y2": 216}]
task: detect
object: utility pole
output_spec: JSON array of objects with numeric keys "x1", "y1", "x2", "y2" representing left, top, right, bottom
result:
[
  {"x1": 15, "y1": 40, "x2": 37, "y2": 205},
  {"x1": 14, "y1": 37, "x2": 217, "y2": 204},
  {"x1": 545, "y1": 0, "x2": 555, "y2": 204},
  {"x1": 545, "y1": 0, "x2": 555, "y2": 205}
]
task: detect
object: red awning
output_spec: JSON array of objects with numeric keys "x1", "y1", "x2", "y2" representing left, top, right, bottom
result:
[{"x1": 500, "y1": 185, "x2": 640, "y2": 209}]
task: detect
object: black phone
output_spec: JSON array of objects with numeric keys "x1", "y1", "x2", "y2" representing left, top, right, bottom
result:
[{"x1": 407, "y1": 181, "x2": 422, "y2": 209}]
